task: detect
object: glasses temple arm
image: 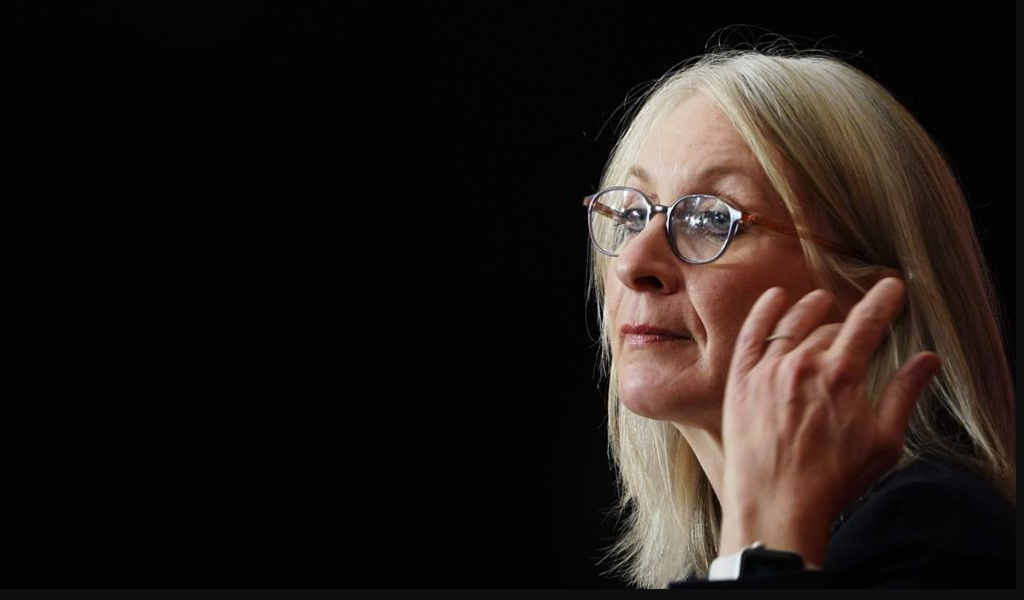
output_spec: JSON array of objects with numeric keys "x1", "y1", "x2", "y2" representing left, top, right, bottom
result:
[
  {"x1": 583, "y1": 196, "x2": 622, "y2": 220},
  {"x1": 741, "y1": 213, "x2": 865, "y2": 260}
]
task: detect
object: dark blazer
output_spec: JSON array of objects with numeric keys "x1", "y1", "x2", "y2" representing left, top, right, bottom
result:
[{"x1": 668, "y1": 454, "x2": 1015, "y2": 588}]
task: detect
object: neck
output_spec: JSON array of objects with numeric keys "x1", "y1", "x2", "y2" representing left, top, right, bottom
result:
[{"x1": 672, "y1": 421, "x2": 725, "y2": 501}]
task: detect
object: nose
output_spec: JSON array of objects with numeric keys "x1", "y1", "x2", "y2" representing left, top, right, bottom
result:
[{"x1": 613, "y1": 212, "x2": 683, "y2": 294}]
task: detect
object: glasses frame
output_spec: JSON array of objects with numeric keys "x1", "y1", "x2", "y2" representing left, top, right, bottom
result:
[{"x1": 582, "y1": 186, "x2": 863, "y2": 264}]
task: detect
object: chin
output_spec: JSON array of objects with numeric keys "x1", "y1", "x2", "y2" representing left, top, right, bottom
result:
[
  {"x1": 618, "y1": 393, "x2": 669, "y2": 420},
  {"x1": 617, "y1": 376, "x2": 680, "y2": 421},
  {"x1": 615, "y1": 360, "x2": 716, "y2": 423}
]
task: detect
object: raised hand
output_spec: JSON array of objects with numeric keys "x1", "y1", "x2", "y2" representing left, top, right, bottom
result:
[{"x1": 717, "y1": 278, "x2": 941, "y2": 567}]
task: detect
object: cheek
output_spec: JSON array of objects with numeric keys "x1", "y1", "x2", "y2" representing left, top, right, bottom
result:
[
  {"x1": 697, "y1": 271, "x2": 818, "y2": 359},
  {"x1": 693, "y1": 280, "x2": 750, "y2": 348},
  {"x1": 692, "y1": 280, "x2": 774, "y2": 376},
  {"x1": 704, "y1": 304, "x2": 745, "y2": 356},
  {"x1": 603, "y1": 270, "x2": 624, "y2": 325}
]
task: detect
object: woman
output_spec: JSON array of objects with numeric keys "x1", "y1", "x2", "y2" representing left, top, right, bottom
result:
[{"x1": 583, "y1": 49, "x2": 1014, "y2": 587}]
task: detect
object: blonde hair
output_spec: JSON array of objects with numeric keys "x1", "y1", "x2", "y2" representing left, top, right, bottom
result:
[{"x1": 588, "y1": 50, "x2": 1016, "y2": 588}]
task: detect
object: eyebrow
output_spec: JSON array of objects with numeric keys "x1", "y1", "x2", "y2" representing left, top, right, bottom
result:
[{"x1": 626, "y1": 164, "x2": 753, "y2": 198}]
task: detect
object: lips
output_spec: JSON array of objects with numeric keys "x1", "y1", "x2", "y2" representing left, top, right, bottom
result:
[
  {"x1": 620, "y1": 323, "x2": 692, "y2": 345},
  {"x1": 621, "y1": 324, "x2": 689, "y2": 337}
]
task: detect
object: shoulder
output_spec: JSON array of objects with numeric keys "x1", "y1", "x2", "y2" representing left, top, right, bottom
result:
[{"x1": 825, "y1": 454, "x2": 1015, "y2": 588}]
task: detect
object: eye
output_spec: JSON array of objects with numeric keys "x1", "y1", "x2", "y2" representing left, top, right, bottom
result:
[
  {"x1": 616, "y1": 207, "x2": 647, "y2": 233},
  {"x1": 704, "y1": 191, "x2": 749, "y2": 237},
  {"x1": 674, "y1": 196, "x2": 736, "y2": 240},
  {"x1": 700, "y1": 209, "x2": 732, "y2": 238}
]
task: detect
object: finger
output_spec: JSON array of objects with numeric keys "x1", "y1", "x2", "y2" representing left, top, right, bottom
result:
[
  {"x1": 729, "y1": 286, "x2": 789, "y2": 379},
  {"x1": 877, "y1": 352, "x2": 941, "y2": 441},
  {"x1": 827, "y1": 277, "x2": 906, "y2": 380},
  {"x1": 763, "y1": 289, "x2": 835, "y2": 359},
  {"x1": 795, "y1": 322, "x2": 843, "y2": 354}
]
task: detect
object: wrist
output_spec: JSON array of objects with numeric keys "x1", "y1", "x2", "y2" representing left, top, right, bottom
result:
[
  {"x1": 719, "y1": 504, "x2": 833, "y2": 568},
  {"x1": 709, "y1": 541, "x2": 818, "y2": 581}
]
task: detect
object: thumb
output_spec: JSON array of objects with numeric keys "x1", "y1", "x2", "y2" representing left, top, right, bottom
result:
[{"x1": 877, "y1": 352, "x2": 942, "y2": 438}]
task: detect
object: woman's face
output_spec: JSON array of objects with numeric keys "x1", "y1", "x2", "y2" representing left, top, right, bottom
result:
[{"x1": 605, "y1": 94, "x2": 825, "y2": 430}]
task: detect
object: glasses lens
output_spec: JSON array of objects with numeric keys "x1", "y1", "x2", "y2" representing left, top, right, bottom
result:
[
  {"x1": 670, "y1": 195, "x2": 734, "y2": 262},
  {"x1": 588, "y1": 188, "x2": 648, "y2": 255}
]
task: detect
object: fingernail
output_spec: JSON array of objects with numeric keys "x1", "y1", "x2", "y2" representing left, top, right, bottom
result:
[{"x1": 920, "y1": 352, "x2": 942, "y2": 378}]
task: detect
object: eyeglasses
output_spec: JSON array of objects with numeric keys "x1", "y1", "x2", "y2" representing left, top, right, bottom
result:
[{"x1": 582, "y1": 186, "x2": 862, "y2": 264}]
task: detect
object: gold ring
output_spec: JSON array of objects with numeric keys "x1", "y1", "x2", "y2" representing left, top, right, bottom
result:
[{"x1": 764, "y1": 334, "x2": 794, "y2": 344}]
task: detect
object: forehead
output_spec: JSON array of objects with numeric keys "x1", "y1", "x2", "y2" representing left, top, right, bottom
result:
[{"x1": 631, "y1": 95, "x2": 767, "y2": 198}]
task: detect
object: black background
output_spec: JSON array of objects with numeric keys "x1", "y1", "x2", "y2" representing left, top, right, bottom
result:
[{"x1": 6, "y1": 3, "x2": 1015, "y2": 588}]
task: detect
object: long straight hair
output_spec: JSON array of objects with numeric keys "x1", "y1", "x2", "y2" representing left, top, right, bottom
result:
[{"x1": 588, "y1": 51, "x2": 1015, "y2": 588}]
